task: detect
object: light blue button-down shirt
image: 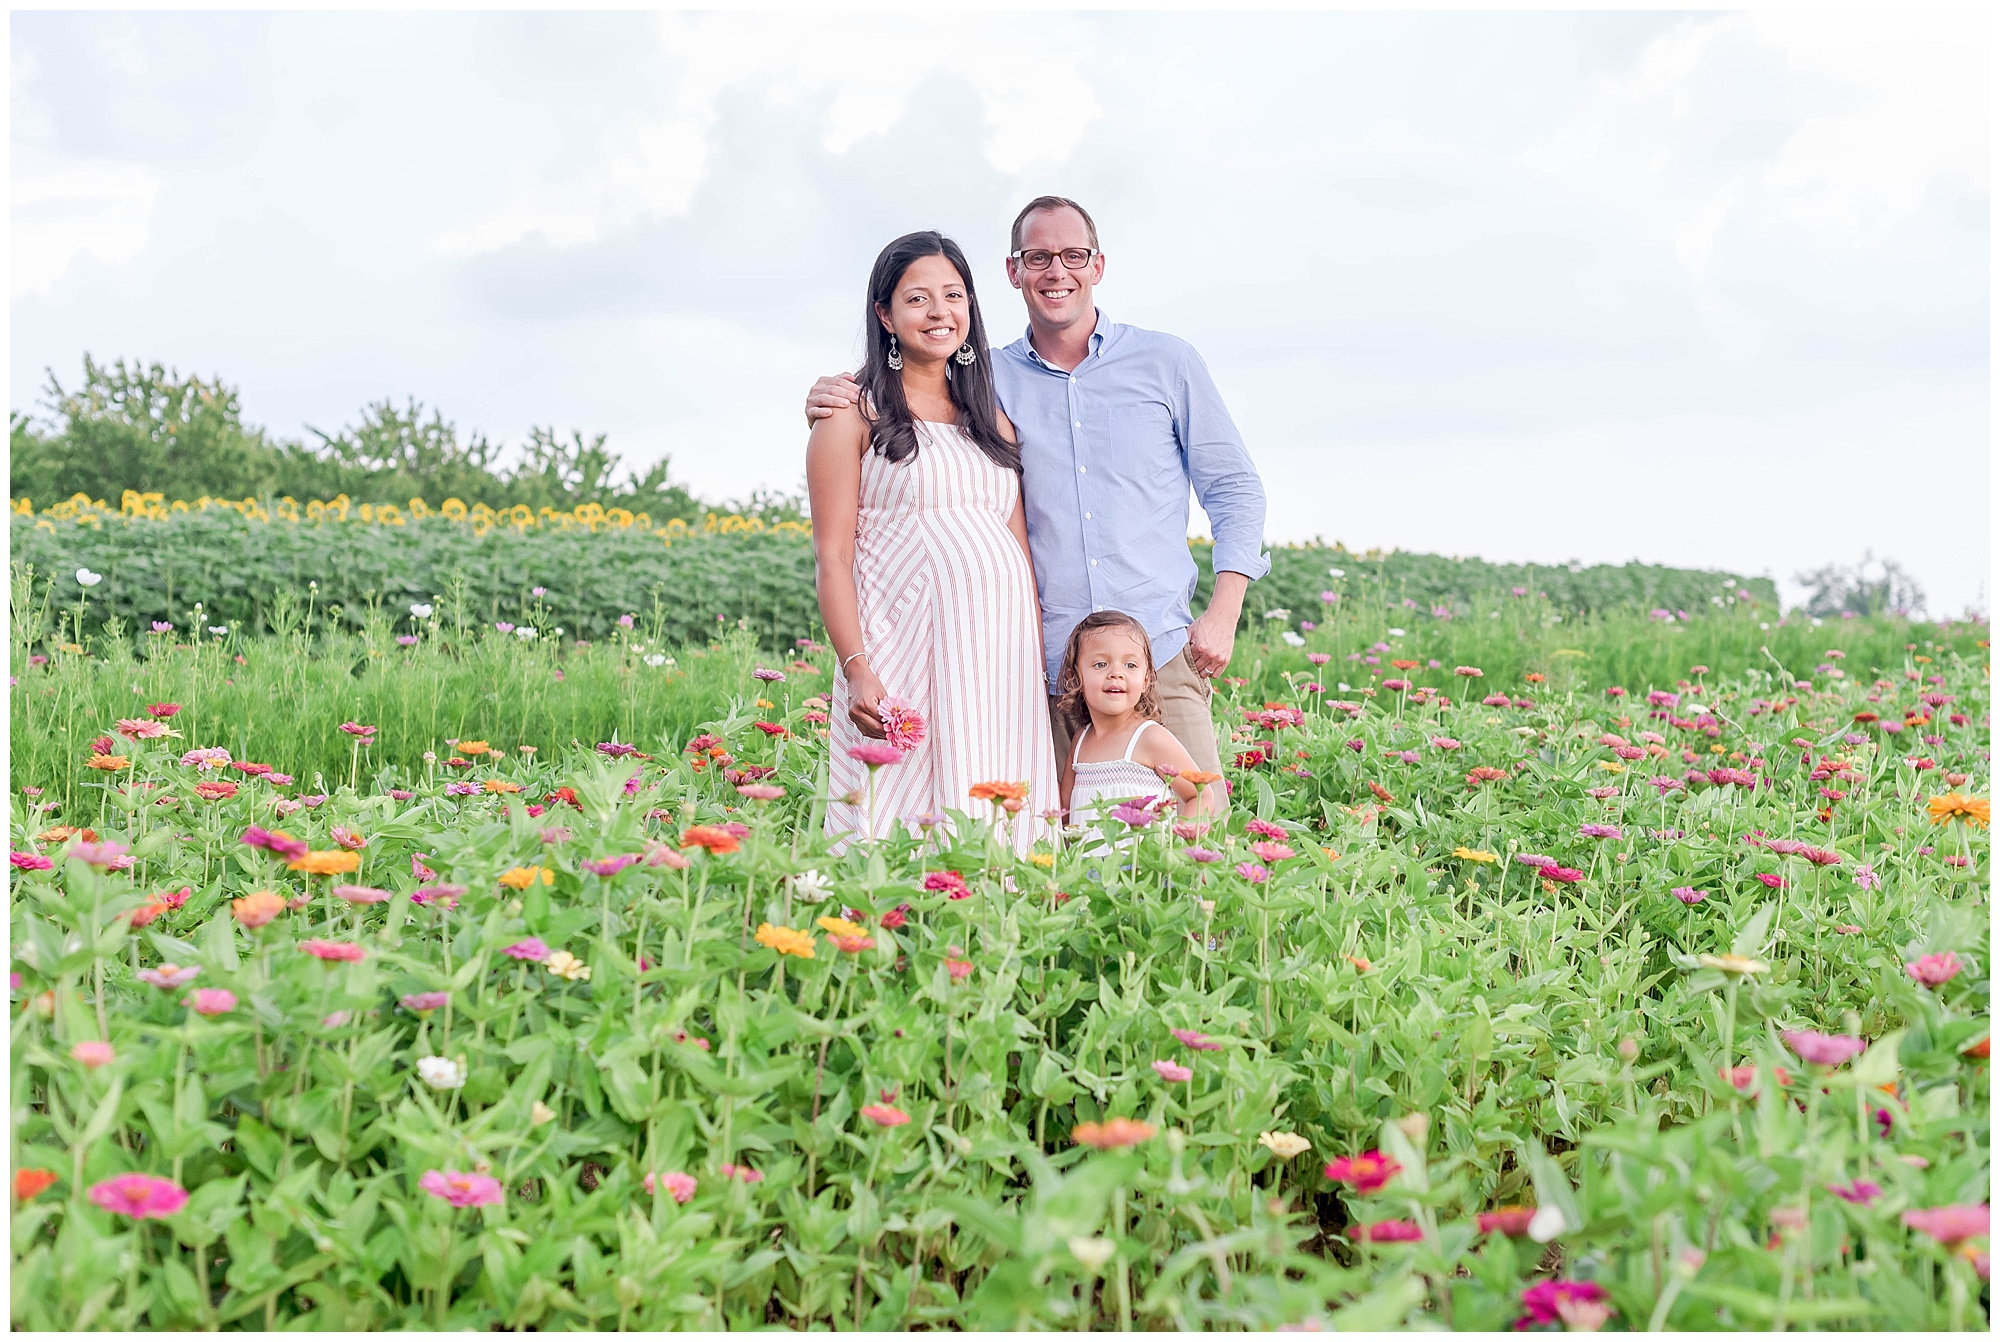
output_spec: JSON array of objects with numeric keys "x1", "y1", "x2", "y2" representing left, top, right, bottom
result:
[{"x1": 991, "y1": 311, "x2": 1271, "y2": 685}]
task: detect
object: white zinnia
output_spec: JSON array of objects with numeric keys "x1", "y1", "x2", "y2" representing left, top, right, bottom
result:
[
  {"x1": 410, "y1": 603, "x2": 434, "y2": 618},
  {"x1": 416, "y1": 1055, "x2": 466, "y2": 1089},
  {"x1": 76, "y1": 568, "x2": 102, "y2": 587},
  {"x1": 1281, "y1": 631, "x2": 1306, "y2": 648},
  {"x1": 791, "y1": 869, "x2": 832, "y2": 903},
  {"x1": 1527, "y1": 1205, "x2": 1568, "y2": 1243},
  {"x1": 1327, "y1": 567, "x2": 1345, "y2": 578}
]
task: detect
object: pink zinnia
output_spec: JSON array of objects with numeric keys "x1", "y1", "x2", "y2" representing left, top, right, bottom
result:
[
  {"x1": 1540, "y1": 866, "x2": 1584, "y2": 883},
  {"x1": 848, "y1": 741, "x2": 904, "y2": 768},
  {"x1": 1171, "y1": 1028, "x2": 1224, "y2": 1051},
  {"x1": 241, "y1": 826, "x2": 309, "y2": 861},
  {"x1": 861, "y1": 1103, "x2": 910, "y2": 1127},
  {"x1": 1235, "y1": 862, "x2": 1270, "y2": 884},
  {"x1": 1782, "y1": 1029, "x2": 1866, "y2": 1067},
  {"x1": 333, "y1": 885, "x2": 390, "y2": 904},
  {"x1": 1478, "y1": 1207, "x2": 1537, "y2": 1236},
  {"x1": 338, "y1": 721, "x2": 377, "y2": 737},
  {"x1": 11, "y1": 852, "x2": 53, "y2": 871},
  {"x1": 1797, "y1": 846, "x2": 1841, "y2": 866},
  {"x1": 1152, "y1": 1059, "x2": 1193, "y2": 1083},
  {"x1": 504, "y1": 937, "x2": 551, "y2": 961},
  {"x1": 186, "y1": 988, "x2": 236, "y2": 1016},
  {"x1": 87, "y1": 1173, "x2": 189, "y2": 1219},
  {"x1": 418, "y1": 1169, "x2": 505, "y2": 1208},
  {"x1": 737, "y1": 783, "x2": 785, "y2": 801},
  {"x1": 1348, "y1": 1219, "x2": 1423, "y2": 1243},
  {"x1": 1670, "y1": 887, "x2": 1707, "y2": 905},
  {"x1": 877, "y1": 698, "x2": 926, "y2": 752},
  {"x1": 1244, "y1": 819, "x2": 1287, "y2": 841},
  {"x1": 299, "y1": 939, "x2": 366, "y2": 963},
  {"x1": 1517, "y1": 1280, "x2": 1610, "y2": 1329},
  {"x1": 1454, "y1": 666, "x2": 1482, "y2": 678},
  {"x1": 1902, "y1": 1204, "x2": 1989, "y2": 1246},
  {"x1": 1828, "y1": 1180, "x2": 1882, "y2": 1206},
  {"x1": 114, "y1": 717, "x2": 172, "y2": 740},
  {"x1": 1249, "y1": 840, "x2": 1294, "y2": 863},
  {"x1": 136, "y1": 964, "x2": 200, "y2": 989},
  {"x1": 1324, "y1": 1150, "x2": 1401, "y2": 1193},
  {"x1": 1905, "y1": 952, "x2": 1964, "y2": 987},
  {"x1": 645, "y1": 1171, "x2": 698, "y2": 1203},
  {"x1": 1515, "y1": 854, "x2": 1554, "y2": 868},
  {"x1": 584, "y1": 854, "x2": 639, "y2": 878},
  {"x1": 402, "y1": 991, "x2": 450, "y2": 1012},
  {"x1": 1577, "y1": 824, "x2": 1621, "y2": 839},
  {"x1": 1753, "y1": 872, "x2": 1787, "y2": 889},
  {"x1": 71, "y1": 1040, "x2": 115, "y2": 1068},
  {"x1": 719, "y1": 1163, "x2": 763, "y2": 1184},
  {"x1": 1429, "y1": 736, "x2": 1461, "y2": 750},
  {"x1": 923, "y1": 870, "x2": 971, "y2": 898}
]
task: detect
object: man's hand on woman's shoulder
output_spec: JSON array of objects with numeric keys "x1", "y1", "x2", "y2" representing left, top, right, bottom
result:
[{"x1": 805, "y1": 373, "x2": 863, "y2": 426}]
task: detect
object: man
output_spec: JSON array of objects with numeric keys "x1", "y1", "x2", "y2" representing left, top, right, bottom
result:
[{"x1": 806, "y1": 196, "x2": 1268, "y2": 812}]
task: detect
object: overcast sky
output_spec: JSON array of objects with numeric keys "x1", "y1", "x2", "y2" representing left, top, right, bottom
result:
[{"x1": 11, "y1": 9, "x2": 1990, "y2": 613}]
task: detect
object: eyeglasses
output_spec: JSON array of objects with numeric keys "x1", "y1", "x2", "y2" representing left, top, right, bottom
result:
[{"x1": 1010, "y1": 247, "x2": 1098, "y2": 271}]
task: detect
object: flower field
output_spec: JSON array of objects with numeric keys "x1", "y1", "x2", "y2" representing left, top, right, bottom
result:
[{"x1": 8, "y1": 600, "x2": 1991, "y2": 1329}]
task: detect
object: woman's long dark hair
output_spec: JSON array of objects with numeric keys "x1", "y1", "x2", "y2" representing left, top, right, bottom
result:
[{"x1": 858, "y1": 231, "x2": 1020, "y2": 475}]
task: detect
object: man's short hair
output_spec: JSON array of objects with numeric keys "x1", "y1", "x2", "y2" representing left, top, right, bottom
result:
[{"x1": 1010, "y1": 196, "x2": 1100, "y2": 254}]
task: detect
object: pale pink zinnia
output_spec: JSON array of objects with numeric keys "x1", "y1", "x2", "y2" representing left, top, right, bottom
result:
[
  {"x1": 88, "y1": 1173, "x2": 188, "y2": 1219},
  {"x1": 719, "y1": 1163, "x2": 764, "y2": 1184},
  {"x1": 186, "y1": 988, "x2": 237, "y2": 1016},
  {"x1": 861, "y1": 1103, "x2": 911, "y2": 1127},
  {"x1": 1782, "y1": 1029, "x2": 1866, "y2": 1067},
  {"x1": 645, "y1": 1171, "x2": 698, "y2": 1203},
  {"x1": 136, "y1": 964, "x2": 200, "y2": 989},
  {"x1": 1235, "y1": 862, "x2": 1270, "y2": 884},
  {"x1": 1152, "y1": 1059, "x2": 1193, "y2": 1083},
  {"x1": 333, "y1": 885, "x2": 391, "y2": 904},
  {"x1": 114, "y1": 718, "x2": 173, "y2": 740},
  {"x1": 736, "y1": 783, "x2": 785, "y2": 801},
  {"x1": 418, "y1": 1168, "x2": 505, "y2": 1208},
  {"x1": 1905, "y1": 952, "x2": 1963, "y2": 988},
  {"x1": 70, "y1": 1040, "x2": 115, "y2": 1068},
  {"x1": 1171, "y1": 1028, "x2": 1224, "y2": 1051}
]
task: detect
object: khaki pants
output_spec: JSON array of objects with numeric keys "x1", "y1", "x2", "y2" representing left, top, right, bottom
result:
[{"x1": 1049, "y1": 645, "x2": 1227, "y2": 815}]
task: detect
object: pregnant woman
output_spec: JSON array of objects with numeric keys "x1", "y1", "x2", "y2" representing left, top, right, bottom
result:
[{"x1": 807, "y1": 231, "x2": 1058, "y2": 854}]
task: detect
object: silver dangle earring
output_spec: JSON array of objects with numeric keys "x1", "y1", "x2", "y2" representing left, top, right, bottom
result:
[
  {"x1": 954, "y1": 342, "x2": 976, "y2": 367},
  {"x1": 886, "y1": 335, "x2": 902, "y2": 371}
]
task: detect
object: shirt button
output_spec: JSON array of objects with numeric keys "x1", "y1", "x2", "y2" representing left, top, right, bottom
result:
[
  {"x1": 1084, "y1": 511, "x2": 1092, "y2": 519},
  {"x1": 1073, "y1": 420, "x2": 1081, "y2": 428},
  {"x1": 1089, "y1": 559, "x2": 1098, "y2": 567},
  {"x1": 1078, "y1": 465, "x2": 1086, "y2": 474}
]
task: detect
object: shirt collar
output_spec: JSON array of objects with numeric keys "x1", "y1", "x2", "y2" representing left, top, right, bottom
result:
[{"x1": 1022, "y1": 308, "x2": 1110, "y2": 371}]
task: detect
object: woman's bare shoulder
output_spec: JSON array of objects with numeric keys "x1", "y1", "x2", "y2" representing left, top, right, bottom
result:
[{"x1": 807, "y1": 400, "x2": 870, "y2": 455}]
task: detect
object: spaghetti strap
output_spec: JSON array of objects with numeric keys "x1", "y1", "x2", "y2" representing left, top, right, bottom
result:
[
  {"x1": 1122, "y1": 719, "x2": 1156, "y2": 761},
  {"x1": 1071, "y1": 724, "x2": 1091, "y2": 767}
]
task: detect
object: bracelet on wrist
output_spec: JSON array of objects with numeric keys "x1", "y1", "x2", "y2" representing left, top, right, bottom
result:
[{"x1": 841, "y1": 651, "x2": 868, "y2": 674}]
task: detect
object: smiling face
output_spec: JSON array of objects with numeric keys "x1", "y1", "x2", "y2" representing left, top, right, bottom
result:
[
  {"x1": 1007, "y1": 204, "x2": 1104, "y2": 336},
  {"x1": 876, "y1": 253, "x2": 970, "y2": 366},
  {"x1": 1076, "y1": 626, "x2": 1152, "y2": 720}
]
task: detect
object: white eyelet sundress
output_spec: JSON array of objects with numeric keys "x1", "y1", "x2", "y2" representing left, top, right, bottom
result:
[
  {"x1": 1068, "y1": 718, "x2": 1169, "y2": 840},
  {"x1": 827, "y1": 420, "x2": 1058, "y2": 854}
]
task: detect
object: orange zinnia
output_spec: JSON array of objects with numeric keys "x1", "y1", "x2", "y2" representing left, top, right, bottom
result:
[
  {"x1": 14, "y1": 1169, "x2": 58, "y2": 1202},
  {"x1": 1927, "y1": 793, "x2": 1989, "y2": 829},
  {"x1": 231, "y1": 890, "x2": 286, "y2": 929},
  {"x1": 287, "y1": 850, "x2": 361, "y2": 876},
  {"x1": 681, "y1": 825, "x2": 741, "y2": 854},
  {"x1": 498, "y1": 865, "x2": 553, "y2": 889},
  {"x1": 753, "y1": 923, "x2": 814, "y2": 958},
  {"x1": 483, "y1": 779, "x2": 525, "y2": 794},
  {"x1": 1367, "y1": 780, "x2": 1395, "y2": 804},
  {"x1": 968, "y1": 781, "x2": 1029, "y2": 803},
  {"x1": 85, "y1": 754, "x2": 130, "y2": 772},
  {"x1": 1390, "y1": 659, "x2": 1420, "y2": 671},
  {"x1": 193, "y1": 780, "x2": 239, "y2": 801},
  {"x1": 1179, "y1": 770, "x2": 1222, "y2": 787},
  {"x1": 455, "y1": 740, "x2": 491, "y2": 756},
  {"x1": 1072, "y1": 1117, "x2": 1157, "y2": 1150},
  {"x1": 35, "y1": 826, "x2": 96, "y2": 844}
]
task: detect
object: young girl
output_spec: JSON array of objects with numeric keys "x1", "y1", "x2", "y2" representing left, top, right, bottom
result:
[{"x1": 1056, "y1": 611, "x2": 1218, "y2": 834}]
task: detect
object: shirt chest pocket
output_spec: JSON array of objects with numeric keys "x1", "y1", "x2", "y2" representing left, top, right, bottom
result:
[{"x1": 1086, "y1": 400, "x2": 1182, "y2": 486}]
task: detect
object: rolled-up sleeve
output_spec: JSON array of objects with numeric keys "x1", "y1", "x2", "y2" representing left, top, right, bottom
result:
[{"x1": 1176, "y1": 345, "x2": 1271, "y2": 581}]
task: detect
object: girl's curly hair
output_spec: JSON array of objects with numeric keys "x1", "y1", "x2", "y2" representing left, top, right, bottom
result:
[{"x1": 1054, "y1": 611, "x2": 1161, "y2": 736}]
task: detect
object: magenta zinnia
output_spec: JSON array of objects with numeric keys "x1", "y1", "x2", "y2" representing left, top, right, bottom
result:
[
  {"x1": 1324, "y1": 1149, "x2": 1401, "y2": 1194},
  {"x1": 88, "y1": 1173, "x2": 189, "y2": 1219}
]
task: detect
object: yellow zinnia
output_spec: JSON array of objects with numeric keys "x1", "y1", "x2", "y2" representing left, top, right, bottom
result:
[
  {"x1": 754, "y1": 923, "x2": 815, "y2": 959},
  {"x1": 1029, "y1": 852, "x2": 1055, "y2": 868},
  {"x1": 1697, "y1": 953, "x2": 1769, "y2": 976},
  {"x1": 499, "y1": 865, "x2": 553, "y2": 889},
  {"x1": 1597, "y1": 761, "x2": 1626, "y2": 774},
  {"x1": 288, "y1": 849, "x2": 361, "y2": 876},
  {"x1": 815, "y1": 915, "x2": 865, "y2": 939},
  {"x1": 1453, "y1": 848, "x2": 1498, "y2": 863},
  {"x1": 1927, "y1": 793, "x2": 1990, "y2": 829}
]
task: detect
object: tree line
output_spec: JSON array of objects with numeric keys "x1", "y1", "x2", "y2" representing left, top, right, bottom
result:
[{"x1": 9, "y1": 356, "x2": 802, "y2": 520}]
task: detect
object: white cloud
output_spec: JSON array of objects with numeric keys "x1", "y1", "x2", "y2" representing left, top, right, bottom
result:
[
  {"x1": 11, "y1": 149, "x2": 163, "y2": 297},
  {"x1": 1525, "y1": 12, "x2": 1987, "y2": 263},
  {"x1": 429, "y1": 13, "x2": 1102, "y2": 260}
]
